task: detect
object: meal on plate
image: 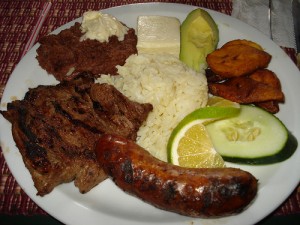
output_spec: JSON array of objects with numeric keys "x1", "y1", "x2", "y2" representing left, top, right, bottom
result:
[{"x1": 0, "y1": 8, "x2": 297, "y2": 217}]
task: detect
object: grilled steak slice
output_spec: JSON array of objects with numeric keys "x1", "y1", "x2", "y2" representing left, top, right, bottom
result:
[
  {"x1": 36, "y1": 22, "x2": 137, "y2": 81},
  {"x1": 1, "y1": 73, "x2": 152, "y2": 196}
]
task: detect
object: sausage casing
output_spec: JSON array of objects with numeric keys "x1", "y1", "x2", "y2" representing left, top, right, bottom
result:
[{"x1": 95, "y1": 134, "x2": 258, "y2": 217}]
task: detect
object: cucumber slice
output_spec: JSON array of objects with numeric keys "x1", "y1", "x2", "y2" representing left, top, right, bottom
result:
[{"x1": 206, "y1": 105, "x2": 298, "y2": 165}]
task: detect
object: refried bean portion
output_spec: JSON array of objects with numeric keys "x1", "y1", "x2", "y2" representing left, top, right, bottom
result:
[{"x1": 36, "y1": 22, "x2": 137, "y2": 81}]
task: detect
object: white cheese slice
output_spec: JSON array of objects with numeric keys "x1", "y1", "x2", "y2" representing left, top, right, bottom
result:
[{"x1": 137, "y1": 16, "x2": 180, "y2": 56}]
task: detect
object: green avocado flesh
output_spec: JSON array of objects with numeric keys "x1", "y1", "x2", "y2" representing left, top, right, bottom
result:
[{"x1": 180, "y1": 8, "x2": 219, "y2": 72}]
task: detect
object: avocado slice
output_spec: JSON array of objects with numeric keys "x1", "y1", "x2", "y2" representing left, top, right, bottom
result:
[{"x1": 180, "y1": 8, "x2": 219, "y2": 72}]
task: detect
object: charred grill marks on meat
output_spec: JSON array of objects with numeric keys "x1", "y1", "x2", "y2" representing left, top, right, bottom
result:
[{"x1": 0, "y1": 73, "x2": 152, "y2": 196}]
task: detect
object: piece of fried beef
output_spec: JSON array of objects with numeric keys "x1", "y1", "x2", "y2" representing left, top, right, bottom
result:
[
  {"x1": 0, "y1": 73, "x2": 152, "y2": 196},
  {"x1": 36, "y1": 22, "x2": 137, "y2": 81}
]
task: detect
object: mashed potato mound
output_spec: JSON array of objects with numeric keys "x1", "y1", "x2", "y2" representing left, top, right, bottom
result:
[{"x1": 97, "y1": 54, "x2": 208, "y2": 161}]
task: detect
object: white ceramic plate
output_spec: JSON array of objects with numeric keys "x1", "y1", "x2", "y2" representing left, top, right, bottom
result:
[{"x1": 1, "y1": 3, "x2": 300, "y2": 225}]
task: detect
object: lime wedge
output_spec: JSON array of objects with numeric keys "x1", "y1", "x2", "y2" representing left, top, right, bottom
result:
[{"x1": 167, "y1": 105, "x2": 240, "y2": 168}]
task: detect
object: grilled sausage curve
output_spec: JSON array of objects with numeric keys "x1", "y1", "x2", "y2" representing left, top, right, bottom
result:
[{"x1": 95, "y1": 134, "x2": 258, "y2": 217}]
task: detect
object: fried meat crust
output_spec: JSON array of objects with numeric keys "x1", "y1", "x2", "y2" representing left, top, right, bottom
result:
[{"x1": 36, "y1": 22, "x2": 137, "y2": 81}]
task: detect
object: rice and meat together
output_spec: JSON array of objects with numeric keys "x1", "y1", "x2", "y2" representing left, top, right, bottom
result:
[
  {"x1": 2, "y1": 11, "x2": 209, "y2": 195},
  {"x1": 36, "y1": 11, "x2": 209, "y2": 161},
  {"x1": 97, "y1": 54, "x2": 208, "y2": 161}
]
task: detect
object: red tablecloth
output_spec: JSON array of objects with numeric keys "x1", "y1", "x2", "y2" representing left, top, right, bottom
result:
[{"x1": 0, "y1": 0, "x2": 299, "y2": 220}]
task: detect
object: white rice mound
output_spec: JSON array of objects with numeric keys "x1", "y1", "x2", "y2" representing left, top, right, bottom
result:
[{"x1": 96, "y1": 54, "x2": 208, "y2": 161}]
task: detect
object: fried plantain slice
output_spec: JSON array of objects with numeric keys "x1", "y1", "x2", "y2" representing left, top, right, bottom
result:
[
  {"x1": 222, "y1": 39, "x2": 264, "y2": 50},
  {"x1": 249, "y1": 69, "x2": 284, "y2": 113},
  {"x1": 205, "y1": 68, "x2": 227, "y2": 83},
  {"x1": 254, "y1": 101, "x2": 280, "y2": 114},
  {"x1": 249, "y1": 69, "x2": 282, "y2": 90},
  {"x1": 206, "y1": 44, "x2": 271, "y2": 78},
  {"x1": 208, "y1": 76, "x2": 284, "y2": 103},
  {"x1": 250, "y1": 68, "x2": 284, "y2": 112}
]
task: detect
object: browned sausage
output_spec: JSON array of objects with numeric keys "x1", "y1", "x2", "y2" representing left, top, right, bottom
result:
[{"x1": 95, "y1": 134, "x2": 258, "y2": 217}]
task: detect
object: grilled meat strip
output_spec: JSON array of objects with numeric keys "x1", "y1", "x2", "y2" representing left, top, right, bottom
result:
[
  {"x1": 36, "y1": 22, "x2": 137, "y2": 81},
  {"x1": 95, "y1": 134, "x2": 258, "y2": 217},
  {"x1": 1, "y1": 73, "x2": 152, "y2": 196}
]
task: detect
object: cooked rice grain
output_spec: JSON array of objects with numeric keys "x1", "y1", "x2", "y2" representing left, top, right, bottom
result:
[{"x1": 97, "y1": 54, "x2": 208, "y2": 161}]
